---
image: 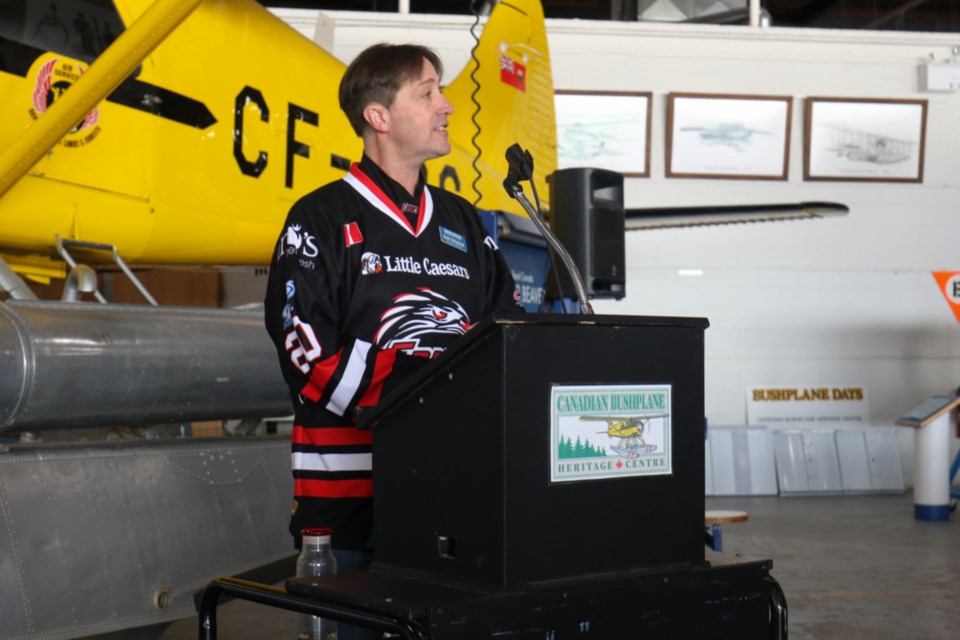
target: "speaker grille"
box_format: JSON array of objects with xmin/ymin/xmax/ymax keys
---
[{"xmin": 547, "ymin": 168, "xmax": 625, "ymax": 299}]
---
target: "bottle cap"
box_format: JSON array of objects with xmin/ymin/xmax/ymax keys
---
[{"xmin": 301, "ymin": 527, "xmax": 332, "ymax": 544}]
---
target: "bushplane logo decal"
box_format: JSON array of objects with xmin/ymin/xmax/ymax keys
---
[{"xmin": 550, "ymin": 385, "xmax": 673, "ymax": 483}]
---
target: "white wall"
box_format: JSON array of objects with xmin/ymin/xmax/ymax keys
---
[
  {"xmin": 545, "ymin": 20, "xmax": 960, "ymax": 484},
  {"xmin": 274, "ymin": 9, "xmax": 960, "ymax": 484}
]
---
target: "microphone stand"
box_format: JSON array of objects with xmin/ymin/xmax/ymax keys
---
[{"xmin": 502, "ymin": 147, "xmax": 594, "ymax": 315}]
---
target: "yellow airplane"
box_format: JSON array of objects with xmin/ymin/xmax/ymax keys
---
[
  {"xmin": 0, "ymin": 0, "xmax": 556, "ymax": 285},
  {"xmin": 580, "ymin": 414, "xmax": 669, "ymax": 457}
]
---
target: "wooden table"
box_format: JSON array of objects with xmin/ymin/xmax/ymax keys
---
[{"xmin": 705, "ymin": 510, "xmax": 749, "ymax": 551}]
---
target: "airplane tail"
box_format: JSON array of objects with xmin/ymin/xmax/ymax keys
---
[{"xmin": 430, "ymin": 0, "xmax": 557, "ymax": 216}]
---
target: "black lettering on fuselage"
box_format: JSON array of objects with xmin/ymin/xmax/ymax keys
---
[
  {"xmin": 286, "ymin": 102, "xmax": 318, "ymax": 189},
  {"xmin": 233, "ymin": 86, "xmax": 317, "ymax": 188},
  {"xmin": 233, "ymin": 86, "xmax": 268, "ymax": 177},
  {"xmin": 439, "ymin": 164, "xmax": 460, "ymax": 193}
]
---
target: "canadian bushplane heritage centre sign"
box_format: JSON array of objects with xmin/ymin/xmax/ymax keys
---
[{"xmin": 550, "ymin": 384, "xmax": 673, "ymax": 483}]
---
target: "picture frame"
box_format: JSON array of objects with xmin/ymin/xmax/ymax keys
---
[
  {"xmin": 554, "ymin": 90, "xmax": 652, "ymax": 177},
  {"xmin": 804, "ymin": 97, "xmax": 927, "ymax": 182},
  {"xmin": 666, "ymin": 93, "xmax": 792, "ymax": 180}
]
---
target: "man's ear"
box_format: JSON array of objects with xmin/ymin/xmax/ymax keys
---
[{"xmin": 363, "ymin": 103, "xmax": 390, "ymax": 134}]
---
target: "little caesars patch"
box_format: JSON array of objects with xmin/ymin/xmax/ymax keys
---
[{"xmin": 550, "ymin": 384, "xmax": 672, "ymax": 483}]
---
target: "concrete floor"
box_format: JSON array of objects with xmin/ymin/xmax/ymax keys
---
[{"xmin": 160, "ymin": 491, "xmax": 960, "ymax": 639}]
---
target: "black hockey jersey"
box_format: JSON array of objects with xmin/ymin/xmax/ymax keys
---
[{"xmin": 264, "ymin": 160, "xmax": 522, "ymax": 548}]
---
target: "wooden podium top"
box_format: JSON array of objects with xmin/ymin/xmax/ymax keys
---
[
  {"xmin": 894, "ymin": 394, "xmax": 960, "ymax": 428},
  {"xmin": 705, "ymin": 510, "xmax": 749, "ymax": 525}
]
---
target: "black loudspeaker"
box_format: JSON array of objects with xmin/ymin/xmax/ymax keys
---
[{"xmin": 546, "ymin": 167, "xmax": 625, "ymax": 300}]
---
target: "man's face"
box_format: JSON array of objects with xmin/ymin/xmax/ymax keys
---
[{"xmin": 386, "ymin": 57, "xmax": 454, "ymax": 164}]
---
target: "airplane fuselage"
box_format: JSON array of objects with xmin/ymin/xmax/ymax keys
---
[{"xmin": 0, "ymin": 0, "xmax": 555, "ymax": 279}]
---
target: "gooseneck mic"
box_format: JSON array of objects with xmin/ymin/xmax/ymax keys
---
[
  {"xmin": 505, "ymin": 144, "xmax": 534, "ymax": 182},
  {"xmin": 502, "ymin": 144, "xmax": 594, "ymax": 314}
]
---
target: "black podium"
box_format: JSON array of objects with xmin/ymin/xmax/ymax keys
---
[
  {"xmin": 366, "ymin": 313, "xmax": 707, "ymax": 588},
  {"xmin": 199, "ymin": 314, "xmax": 785, "ymax": 639}
]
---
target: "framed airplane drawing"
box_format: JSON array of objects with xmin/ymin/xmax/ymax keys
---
[
  {"xmin": 555, "ymin": 90, "xmax": 651, "ymax": 177},
  {"xmin": 666, "ymin": 93, "xmax": 792, "ymax": 180},
  {"xmin": 804, "ymin": 98, "xmax": 927, "ymax": 182}
]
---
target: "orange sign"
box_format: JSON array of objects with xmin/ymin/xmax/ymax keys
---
[{"xmin": 932, "ymin": 272, "xmax": 960, "ymax": 322}]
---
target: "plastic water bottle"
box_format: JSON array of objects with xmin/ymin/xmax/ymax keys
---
[{"xmin": 297, "ymin": 527, "xmax": 338, "ymax": 640}]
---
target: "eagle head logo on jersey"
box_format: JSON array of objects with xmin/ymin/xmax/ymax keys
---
[
  {"xmin": 374, "ymin": 288, "xmax": 471, "ymax": 358},
  {"xmin": 360, "ymin": 252, "xmax": 383, "ymax": 275}
]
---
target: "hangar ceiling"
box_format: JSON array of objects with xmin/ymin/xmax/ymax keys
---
[{"xmin": 257, "ymin": 0, "xmax": 960, "ymax": 33}]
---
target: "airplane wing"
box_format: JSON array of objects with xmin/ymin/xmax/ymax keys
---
[{"xmin": 625, "ymin": 201, "xmax": 848, "ymax": 231}]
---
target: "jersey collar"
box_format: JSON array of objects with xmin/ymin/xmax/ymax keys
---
[{"xmin": 344, "ymin": 164, "xmax": 433, "ymax": 237}]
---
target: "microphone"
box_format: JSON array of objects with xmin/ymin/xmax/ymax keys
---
[
  {"xmin": 501, "ymin": 144, "xmax": 594, "ymax": 315},
  {"xmin": 505, "ymin": 144, "xmax": 534, "ymax": 182}
]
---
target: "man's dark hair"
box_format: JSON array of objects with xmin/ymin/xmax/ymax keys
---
[{"xmin": 339, "ymin": 43, "xmax": 444, "ymax": 137}]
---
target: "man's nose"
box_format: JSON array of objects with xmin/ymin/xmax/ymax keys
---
[{"xmin": 440, "ymin": 94, "xmax": 453, "ymax": 115}]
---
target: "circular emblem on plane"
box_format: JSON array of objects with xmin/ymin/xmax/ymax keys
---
[{"xmin": 28, "ymin": 55, "xmax": 102, "ymax": 147}]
